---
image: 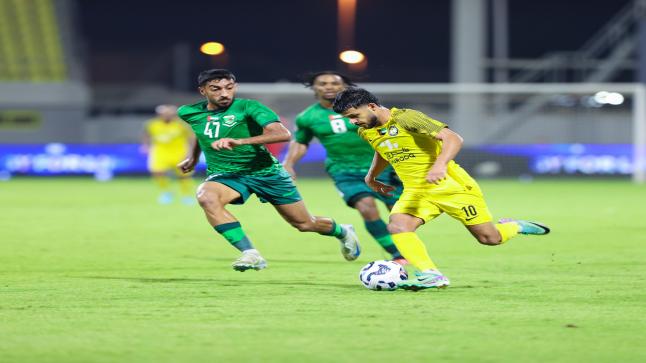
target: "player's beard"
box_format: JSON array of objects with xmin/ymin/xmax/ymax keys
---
[
  {"xmin": 366, "ymin": 114, "xmax": 379, "ymax": 128},
  {"xmin": 213, "ymin": 97, "xmax": 233, "ymax": 108}
]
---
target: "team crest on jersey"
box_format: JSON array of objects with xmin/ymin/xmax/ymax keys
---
[
  {"xmin": 388, "ymin": 126, "xmax": 399, "ymax": 136},
  {"xmin": 222, "ymin": 115, "xmax": 237, "ymax": 126}
]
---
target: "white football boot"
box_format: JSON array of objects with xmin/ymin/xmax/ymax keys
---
[
  {"xmin": 232, "ymin": 249, "xmax": 267, "ymax": 272},
  {"xmin": 339, "ymin": 224, "xmax": 361, "ymax": 261}
]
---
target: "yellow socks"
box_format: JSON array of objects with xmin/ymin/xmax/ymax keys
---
[
  {"xmin": 153, "ymin": 175, "xmax": 170, "ymax": 190},
  {"xmin": 495, "ymin": 222, "xmax": 519, "ymax": 243},
  {"xmin": 179, "ymin": 176, "xmax": 193, "ymax": 196},
  {"xmin": 391, "ymin": 232, "xmax": 438, "ymax": 271}
]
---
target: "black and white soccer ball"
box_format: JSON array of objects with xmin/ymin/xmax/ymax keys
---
[{"xmin": 359, "ymin": 260, "xmax": 408, "ymax": 291}]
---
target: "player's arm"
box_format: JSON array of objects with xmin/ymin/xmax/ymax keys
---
[
  {"xmin": 175, "ymin": 106, "xmax": 201, "ymax": 173},
  {"xmin": 182, "ymin": 121, "xmax": 196, "ymax": 158},
  {"xmin": 396, "ymin": 109, "xmax": 462, "ymax": 184},
  {"xmin": 212, "ymin": 100, "xmax": 291, "ymax": 150},
  {"xmin": 427, "ymin": 127, "xmax": 464, "ymax": 184},
  {"xmin": 211, "ymin": 122, "xmax": 291, "ymax": 150},
  {"xmin": 364, "ymin": 152, "xmax": 396, "ymax": 196},
  {"xmin": 282, "ymin": 141, "xmax": 308, "ymax": 179},
  {"xmin": 178, "ymin": 137, "xmax": 202, "ymax": 173},
  {"xmin": 282, "ymin": 117, "xmax": 313, "ymax": 178},
  {"xmin": 140, "ymin": 122, "xmax": 151, "ymax": 154}
]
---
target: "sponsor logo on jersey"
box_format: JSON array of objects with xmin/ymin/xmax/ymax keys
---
[
  {"xmin": 378, "ymin": 128, "xmax": 387, "ymax": 135},
  {"xmin": 384, "ymin": 147, "xmax": 415, "ymax": 164},
  {"xmin": 388, "ymin": 126, "xmax": 399, "ymax": 136}
]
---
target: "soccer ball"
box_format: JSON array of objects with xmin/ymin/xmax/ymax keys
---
[{"xmin": 359, "ymin": 260, "xmax": 408, "ymax": 291}]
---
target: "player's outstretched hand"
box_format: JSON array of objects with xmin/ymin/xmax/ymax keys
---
[
  {"xmin": 211, "ymin": 138, "xmax": 242, "ymax": 151},
  {"xmin": 426, "ymin": 164, "xmax": 447, "ymax": 184},
  {"xmin": 177, "ymin": 158, "xmax": 197, "ymax": 173},
  {"xmin": 365, "ymin": 178, "xmax": 395, "ymax": 197}
]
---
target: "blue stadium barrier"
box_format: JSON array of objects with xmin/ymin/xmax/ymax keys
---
[{"xmin": 0, "ymin": 143, "xmax": 634, "ymax": 178}]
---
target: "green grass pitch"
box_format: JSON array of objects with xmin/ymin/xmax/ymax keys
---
[{"xmin": 1, "ymin": 177, "xmax": 645, "ymax": 362}]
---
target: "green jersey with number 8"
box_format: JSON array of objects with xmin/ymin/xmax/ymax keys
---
[
  {"xmin": 178, "ymin": 98, "xmax": 281, "ymax": 176},
  {"xmin": 294, "ymin": 103, "xmax": 374, "ymax": 175}
]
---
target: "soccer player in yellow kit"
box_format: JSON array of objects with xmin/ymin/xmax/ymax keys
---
[
  {"xmin": 333, "ymin": 88, "xmax": 550, "ymax": 290},
  {"xmin": 142, "ymin": 104, "xmax": 194, "ymax": 204}
]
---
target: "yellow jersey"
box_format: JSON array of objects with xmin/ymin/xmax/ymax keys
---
[
  {"xmin": 145, "ymin": 117, "xmax": 191, "ymax": 154},
  {"xmin": 358, "ymin": 108, "xmax": 472, "ymax": 189}
]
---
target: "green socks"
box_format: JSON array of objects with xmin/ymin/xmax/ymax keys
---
[
  {"xmin": 214, "ymin": 222, "xmax": 254, "ymax": 252},
  {"xmin": 365, "ymin": 219, "xmax": 402, "ymax": 258}
]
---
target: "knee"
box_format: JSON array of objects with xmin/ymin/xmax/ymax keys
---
[
  {"xmin": 387, "ymin": 223, "xmax": 409, "ymax": 234},
  {"xmin": 475, "ymin": 233, "xmax": 501, "ymax": 246},
  {"xmin": 354, "ymin": 199, "xmax": 379, "ymax": 220},
  {"xmin": 196, "ymin": 190, "xmax": 221, "ymax": 210}
]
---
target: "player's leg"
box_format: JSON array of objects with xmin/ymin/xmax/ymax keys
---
[
  {"xmin": 387, "ymin": 213, "xmax": 434, "ymax": 271},
  {"xmin": 178, "ymin": 175, "xmax": 195, "ymax": 205},
  {"xmin": 352, "ymin": 196, "xmax": 402, "ymax": 259},
  {"xmin": 387, "ymin": 213, "xmax": 450, "ymax": 290},
  {"xmin": 170, "ymin": 152, "xmax": 195, "ymax": 205},
  {"xmin": 440, "ymin": 168, "xmax": 550, "ymax": 244},
  {"xmin": 374, "ymin": 168, "xmax": 406, "ymax": 261},
  {"xmin": 247, "ymin": 167, "xmax": 361, "ymax": 261},
  {"xmin": 440, "ymin": 194, "xmax": 549, "ymax": 245},
  {"xmin": 335, "ymin": 172, "xmax": 403, "ymax": 260},
  {"xmin": 148, "ymin": 152, "xmax": 173, "ymax": 204},
  {"xmin": 438, "ymin": 193, "xmax": 516, "ymax": 245},
  {"xmin": 196, "ymin": 181, "xmax": 240, "ymax": 225},
  {"xmin": 151, "ymin": 171, "xmax": 173, "ymax": 204},
  {"xmin": 465, "ymin": 222, "xmax": 507, "ymax": 245},
  {"xmin": 173, "ymin": 166, "xmax": 195, "ymax": 205},
  {"xmin": 196, "ymin": 180, "xmax": 266, "ymax": 271},
  {"xmin": 388, "ymin": 189, "xmax": 450, "ymax": 289},
  {"xmin": 272, "ymin": 201, "xmax": 361, "ymax": 261},
  {"xmin": 465, "ymin": 219, "xmax": 549, "ymax": 245}
]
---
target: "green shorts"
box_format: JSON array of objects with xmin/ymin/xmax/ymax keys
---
[
  {"xmin": 331, "ymin": 169, "xmax": 403, "ymax": 207},
  {"xmin": 205, "ymin": 167, "xmax": 302, "ymax": 205}
]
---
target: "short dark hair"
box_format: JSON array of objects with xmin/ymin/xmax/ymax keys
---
[
  {"xmin": 302, "ymin": 70, "xmax": 356, "ymax": 88},
  {"xmin": 198, "ymin": 69, "xmax": 236, "ymax": 86},
  {"xmin": 332, "ymin": 88, "xmax": 380, "ymax": 113}
]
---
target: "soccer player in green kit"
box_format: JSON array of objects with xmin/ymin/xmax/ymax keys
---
[
  {"xmin": 283, "ymin": 71, "xmax": 405, "ymax": 262},
  {"xmin": 177, "ymin": 69, "xmax": 361, "ymax": 271}
]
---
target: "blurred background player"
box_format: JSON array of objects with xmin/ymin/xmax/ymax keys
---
[
  {"xmin": 142, "ymin": 104, "xmax": 195, "ymax": 205},
  {"xmin": 282, "ymin": 71, "xmax": 405, "ymax": 263},
  {"xmin": 333, "ymin": 88, "xmax": 550, "ymax": 291},
  {"xmin": 176, "ymin": 69, "xmax": 360, "ymax": 272}
]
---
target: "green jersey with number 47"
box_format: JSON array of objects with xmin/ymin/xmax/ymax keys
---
[
  {"xmin": 294, "ymin": 103, "xmax": 374, "ymax": 175},
  {"xmin": 178, "ymin": 98, "xmax": 281, "ymax": 176}
]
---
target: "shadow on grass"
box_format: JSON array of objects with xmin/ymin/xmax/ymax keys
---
[
  {"xmin": 79, "ymin": 275, "xmax": 358, "ymax": 289},
  {"xmin": 182, "ymin": 255, "xmax": 347, "ymax": 265},
  {"xmin": 77, "ymin": 276, "xmax": 483, "ymax": 291}
]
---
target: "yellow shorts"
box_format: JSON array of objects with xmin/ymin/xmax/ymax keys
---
[
  {"xmin": 148, "ymin": 150, "xmax": 188, "ymax": 174},
  {"xmin": 391, "ymin": 177, "xmax": 493, "ymax": 226}
]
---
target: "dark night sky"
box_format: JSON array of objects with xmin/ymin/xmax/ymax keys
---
[{"xmin": 77, "ymin": 0, "xmax": 632, "ymax": 84}]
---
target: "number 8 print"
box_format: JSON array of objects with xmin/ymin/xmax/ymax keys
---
[{"xmin": 330, "ymin": 119, "xmax": 347, "ymax": 133}]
